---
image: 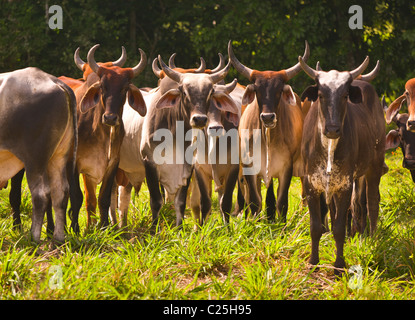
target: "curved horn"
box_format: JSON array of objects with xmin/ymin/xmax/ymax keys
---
[
  {"xmin": 316, "ymin": 61, "xmax": 322, "ymax": 71},
  {"xmin": 74, "ymin": 47, "xmax": 86, "ymax": 71},
  {"xmin": 284, "ymin": 40, "xmax": 310, "ymax": 80},
  {"xmin": 112, "ymin": 46, "xmax": 127, "ymax": 67},
  {"xmin": 131, "ymin": 48, "xmax": 147, "ymax": 77},
  {"xmin": 209, "ymin": 58, "xmax": 232, "ymax": 84},
  {"xmin": 298, "ymin": 55, "xmax": 319, "ymax": 79},
  {"xmin": 168, "ymin": 53, "xmax": 177, "ymax": 68},
  {"xmin": 210, "ymin": 53, "xmax": 225, "ymax": 73},
  {"xmin": 195, "ymin": 57, "xmax": 206, "ymax": 73},
  {"xmin": 228, "ymin": 40, "xmax": 253, "ymax": 79},
  {"xmin": 350, "ymin": 56, "xmax": 369, "ymax": 79},
  {"xmin": 215, "ymin": 78, "xmax": 238, "ymax": 94},
  {"xmin": 87, "ymin": 44, "xmax": 101, "ymax": 74},
  {"xmin": 158, "ymin": 55, "xmax": 182, "ymax": 83},
  {"xmin": 358, "ymin": 60, "xmax": 380, "ymax": 82},
  {"xmin": 152, "ymin": 58, "xmax": 162, "ymax": 78}
]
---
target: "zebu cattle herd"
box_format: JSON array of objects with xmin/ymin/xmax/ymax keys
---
[{"xmin": 0, "ymin": 40, "xmax": 413, "ymax": 272}]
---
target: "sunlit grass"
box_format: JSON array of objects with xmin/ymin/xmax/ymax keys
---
[{"xmin": 1, "ymin": 149, "xmax": 415, "ymax": 299}]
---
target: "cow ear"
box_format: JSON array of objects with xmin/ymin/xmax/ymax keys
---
[
  {"xmin": 212, "ymin": 92, "xmax": 240, "ymax": 126},
  {"xmin": 80, "ymin": 82, "xmax": 101, "ymax": 113},
  {"xmin": 282, "ymin": 84, "xmax": 296, "ymax": 106},
  {"xmin": 128, "ymin": 84, "xmax": 147, "ymax": 116},
  {"xmin": 349, "ymin": 85, "xmax": 362, "ymax": 104},
  {"xmin": 155, "ymin": 88, "xmax": 181, "ymax": 109},
  {"xmin": 385, "ymin": 129, "xmax": 400, "ymax": 150},
  {"xmin": 301, "ymin": 85, "xmax": 318, "ymax": 102},
  {"xmin": 242, "ymin": 84, "xmax": 256, "ymax": 105},
  {"xmin": 385, "ymin": 94, "xmax": 406, "ymax": 124}
]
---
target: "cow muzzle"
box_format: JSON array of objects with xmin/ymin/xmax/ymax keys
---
[
  {"xmin": 190, "ymin": 115, "xmax": 208, "ymax": 129},
  {"xmin": 324, "ymin": 124, "xmax": 341, "ymax": 139},
  {"xmin": 102, "ymin": 113, "xmax": 120, "ymax": 126},
  {"xmin": 260, "ymin": 113, "xmax": 276, "ymax": 128}
]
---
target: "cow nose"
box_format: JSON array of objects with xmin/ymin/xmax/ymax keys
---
[
  {"xmin": 102, "ymin": 113, "xmax": 119, "ymax": 126},
  {"xmin": 407, "ymin": 121, "xmax": 415, "ymax": 132},
  {"xmin": 324, "ymin": 125, "xmax": 341, "ymax": 139},
  {"xmin": 260, "ymin": 113, "xmax": 276, "ymax": 127},
  {"xmin": 208, "ymin": 125, "xmax": 225, "ymax": 136},
  {"xmin": 191, "ymin": 115, "xmax": 208, "ymax": 128}
]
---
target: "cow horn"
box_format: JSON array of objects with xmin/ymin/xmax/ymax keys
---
[
  {"xmin": 87, "ymin": 44, "xmax": 101, "ymax": 74},
  {"xmin": 152, "ymin": 58, "xmax": 162, "ymax": 78},
  {"xmin": 209, "ymin": 58, "xmax": 231, "ymax": 84},
  {"xmin": 112, "ymin": 46, "xmax": 127, "ymax": 67},
  {"xmin": 168, "ymin": 53, "xmax": 177, "ymax": 68},
  {"xmin": 284, "ymin": 40, "xmax": 310, "ymax": 80},
  {"xmin": 358, "ymin": 60, "xmax": 380, "ymax": 82},
  {"xmin": 350, "ymin": 56, "xmax": 369, "ymax": 80},
  {"xmin": 158, "ymin": 55, "xmax": 182, "ymax": 83},
  {"xmin": 316, "ymin": 61, "xmax": 322, "ymax": 71},
  {"xmin": 228, "ymin": 40, "xmax": 253, "ymax": 80},
  {"xmin": 298, "ymin": 55, "xmax": 319, "ymax": 79},
  {"xmin": 215, "ymin": 78, "xmax": 238, "ymax": 93},
  {"xmin": 74, "ymin": 47, "xmax": 86, "ymax": 71},
  {"xmin": 195, "ymin": 57, "xmax": 206, "ymax": 73},
  {"xmin": 210, "ymin": 53, "xmax": 225, "ymax": 73},
  {"xmin": 131, "ymin": 49, "xmax": 147, "ymax": 77}
]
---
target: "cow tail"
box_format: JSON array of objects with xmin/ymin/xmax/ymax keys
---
[{"xmin": 54, "ymin": 78, "xmax": 78, "ymax": 176}]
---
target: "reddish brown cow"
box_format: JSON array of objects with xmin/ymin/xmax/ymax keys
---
[
  {"xmin": 385, "ymin": 78, "xmax": 415, "ymax": 132},
  {"xmin": 67, "ymin": 44, "xmax": 147, "ymax": 232}
]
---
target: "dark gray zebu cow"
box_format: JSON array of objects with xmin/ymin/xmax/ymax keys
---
[
  {"xmin": 299, "ymin": 56, "xmax": 385, "ymax": 273},
  {"xmin": 0, "ymin": 67, "xmax": 77, "ymax": 243}
]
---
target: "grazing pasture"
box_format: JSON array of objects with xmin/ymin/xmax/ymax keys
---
[{"xmin": 1, "ymin": 149, "xmax": 414, "ymax": 300}]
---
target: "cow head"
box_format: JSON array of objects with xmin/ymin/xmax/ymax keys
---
[
  {"xmin": 384, "ymin": 98, "xmax": 415, "ymax": 169},
  {"xmin": 228, "ymin": 40, "xmax": 309, "ymax": 129},
  {"xmin": 299, "ymin": 56, "xmax": 371, "ymax": 139},
  {"xmin": 385, "ymin": 78, "xmax": 415, "ymax": 132},
  {"xmin": 75, "ymin": 44, "xmax": 147, "ymax": 126},
  {"xmin": 153, "ymin": 55, "xmax": 235, "ymax": 129}
]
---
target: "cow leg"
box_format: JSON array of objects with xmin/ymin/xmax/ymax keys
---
[
  {"xmin": 194, "ymin": 169, "xmax": 212, "ymax": 227},
  {"xmin": 68, "ymin": 167, "xmax": 83, "ymax": 234},
  {"xmin": 25, "ymin": 170, "xmax": 50, "ymax": 243},
  {"xmin": 265, "ymin": 178, "xmax": 276, "ymax": 222},
  {"xmin": 144, "ymin": 160, "xmax": 163, "ymax": 227},
  {"xmin": 98, "ymin": 164, "xmax": 118, "ymax": 229},
  {"xmin": 83, "ymin": 175, "xmax": 98, "ymax": 229},
  {"xmin": 45, "ymin": 198, "xmax": 54, "ymax": 238},
  {"xmin": 109, "ymin": 177, "xmax": 118, "ymax": 227},
  {"xmin": 118, "ymin": 182, "xmax": 132, "ymax": 229},
  {"xmin": 189, "ymin": 176, "xmax": 201, "ymax": 226},
  {"xmin": 305, "ymin": 178, "xmax": 323, "ymax": 267},
  {"xmin": 332, "ymin": 189, "xmax": 352, "ymax": 273},
  {"xmin": 410, "ymin": 170, "xmax": 415, "ymax": 183},
  {"xmin": 320, "ymin": 194, "xmax": 329, "ymax": 233},
  {"xmin": 220, "ymin": 164, "xmax": 239, "ymax": 223},
  {"xmin": 48, "ymin": 156, "xmax": 71, "ymax": 245},
  {"xmin": 365, "ymin": 169, "xmax": 382, "ymax": 236},
  {"xmin": 10, "ymin": 169, "xmax": 24, "ymax": 230},
  {"xmin": 244, "ymin": 174, "xmax": 261, "ymax": 217},
  {"xmin": 276, "ymin": 167, "xmax": 293, "ymax": 224},
  {"xmin": 174, "ymin": 177, "xmax": 192, "ymax": 228}
]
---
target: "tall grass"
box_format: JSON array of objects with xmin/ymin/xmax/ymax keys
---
[{"xmin": 1, "ymin": 149, "xmax": 415, "ymax": 299}]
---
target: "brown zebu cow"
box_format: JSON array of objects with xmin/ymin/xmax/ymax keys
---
[
  {"xmin": 228, "ymin": 40, "xmax": 309, "ymax": 223},
  {"xmin": 385, "ymin": 78, "xmax": 415, "ymax": 132},
  {"xmin": 0, "ymin": 67, "xmax": 77, "ymax": 243},
  {"xmin": 68, "ymin": 44, "xmax": 147, "ymax": 232},
  {"xmin": 299, "ymin": 56, "xmax": 385, "ymax": 273}
]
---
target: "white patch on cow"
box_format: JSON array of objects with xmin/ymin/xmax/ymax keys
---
[
  {"xmin": 318, "ymin": 71, "xmax": 351, "ymax": 92},
  {"xmin": 264, "ymin": 127, "xmax": 271, "ymax": 187}
]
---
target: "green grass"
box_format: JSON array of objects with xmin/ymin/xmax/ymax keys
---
[{"xmin": 1, "ymin": 149, "xmax": 415, "ymax": 299}]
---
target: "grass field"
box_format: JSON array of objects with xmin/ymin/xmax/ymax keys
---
[{"xmin": 1, "ymin": 149, "xmax": 415, "ymax": 300}]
